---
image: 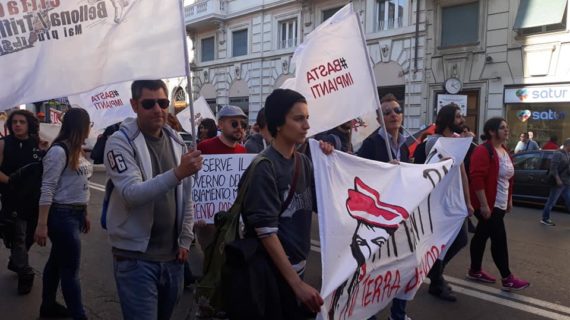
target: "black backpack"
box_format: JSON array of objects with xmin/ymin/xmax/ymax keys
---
[{"xmin": 91, "ymin": 123, "xmax": 120, "ymax": 164}]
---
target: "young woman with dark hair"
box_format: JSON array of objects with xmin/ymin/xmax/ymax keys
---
[
  {"xmin": 35, "ymin": 108, "xmax": 93, "ymax": 319},
  {"xmin": 198, "ymin": 118, "xmax": 218, "ymax": 142},
  {"xmin": 240, "ymin": 89, "xmax": 332, "ymax": 319},
  {"xmin": 467, "ymin": 117, "xmax": 530, "ymax": 291}
]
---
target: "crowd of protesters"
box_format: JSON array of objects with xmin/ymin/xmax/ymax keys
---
[{"xmin": 3, "ymin": 80, "xmax": 570, "ymax": 320}]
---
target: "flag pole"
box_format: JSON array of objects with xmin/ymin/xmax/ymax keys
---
[
  {"xmin": 177, "ymin": 0, "xmax": 197, "ymax": 149},
  {"xmin": 353, "ymin": 4, "xmax": 393, "ymax": 161}
]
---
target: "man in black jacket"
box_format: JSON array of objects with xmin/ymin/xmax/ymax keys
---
[
  {"xmin": 0, "ymin": 110, "xmax": 47, "ymax": 295},
  {"xmin": 356, "ymin": 93, "xmax": 411, "ymax": 320}
]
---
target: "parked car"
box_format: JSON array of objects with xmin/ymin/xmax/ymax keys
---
[{"xmin": 512, "ymin": 150, "xmax": 566, "ymax": 209}]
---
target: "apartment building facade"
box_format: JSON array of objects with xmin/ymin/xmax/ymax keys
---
[
  {"xmin": 424, "ymin": 0, "xmax": 570, "ymax": 149},
  {"xmin": 184, "ymin": 0, "xmax": 428, "ymax": 130}
]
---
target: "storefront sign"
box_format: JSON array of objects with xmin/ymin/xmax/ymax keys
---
[
  {"xmin": 505, "ymin": 85, "xmax": 570, "ymax": 103},
  {"xmin": 437, "ymin": 94, "xmax": 468, "ymax": 116}
]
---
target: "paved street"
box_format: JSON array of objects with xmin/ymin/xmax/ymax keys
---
[{"xmin": 1, "ymin": 170, "xmax": 570, "ymax": 319}]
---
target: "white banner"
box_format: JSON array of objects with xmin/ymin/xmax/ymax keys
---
[
  {"xmin": 283, "ymin": 4, "xmax": 378, "ymax": 137},
  {"xmin": 67, "ymin": 81, "xmax": 135, "ymax": 134},
  {"xmin": 310, "ymin": 137, "xmax": 471, "ymax": 320},
  {"xmin": 0, "ymin": 0, "xmax": 186, "ymax": 108},
  {"xmin": 177, "ymin": 96, "xmax": 216, "ymax": 134},
  {"xmin": 192, "ymin": 154, "xmax": 255, "ymax": 224}
]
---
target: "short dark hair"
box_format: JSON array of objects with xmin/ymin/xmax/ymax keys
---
[
  {"xmin": 549, "ymin": 135, "xmax": 558, "ymax": 143},
  {"xmin": 6, "ymin": 110, "xmax": 39, "ymax": 142},
  {"xmin": 256, "ymin": 107, "xmax": 267, "ymax": 130},
  {"xmin": 265, "ymin": 89, "xmax": 306, "ymax": 137},
  {"xmin": 131, "ymin": 80, "xmax": 168, "ymax": 100},
  {"xmin": 380, "ymin": 93, "xmax": 398, "ymax": 104},
  {"xmin": 435, "ymin": 103, "xmax": 460, "ymax": 134},
  {"xmin": 480, "ymin": 117, "xmax": 506, "ymax": 141}
]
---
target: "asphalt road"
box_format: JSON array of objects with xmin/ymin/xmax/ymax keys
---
[{"xmin": 1, "ymin": 170, "xmax": 569, "ymax": 320}]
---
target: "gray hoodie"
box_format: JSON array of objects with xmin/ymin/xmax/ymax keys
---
[{"xmin": 103, "ymin": 118, "xmax": 194, "ymax": 253}]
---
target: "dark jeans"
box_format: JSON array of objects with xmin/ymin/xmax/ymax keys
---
[
  {"xmin": 10, "ymin": 208, "xmax": 38, "ymax": 275},
  {"xmin": 428, "ymin": 219, "xmax": 468, "ymax": 288},
  {"xmin": 42, "ymin": 205, "xmax": 86, "ymax": 319},
  {"xmin": 469, "ymin": 208, "xmax": 511, "ymax": 278}
]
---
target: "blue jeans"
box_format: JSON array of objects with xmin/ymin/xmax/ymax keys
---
[
  {"xmin": 542, "ymin": 185, "xmax": 570, "ymax": 221},
  {"xmin": 390, "ymin": 298, "xmax": 408, "ymax": 320},
  {"xmin": 113, "ymin": 258, "xmax": 184, "ymax": 320},
  {"xmin": 42, "ymin": 205, "xmax": 86, "ymax": 319}
]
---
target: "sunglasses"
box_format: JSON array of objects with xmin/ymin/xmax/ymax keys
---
[
  {"xmin": 230, "ymin": 120, "xmax": 248, "ymax": 129},
  {"xmin": 140, "ymin": 99, "xmax": 170, "ymax": 110},
  {"xmin": 382, "ymin": 107, "xmax": 403, "ymax": 116}
]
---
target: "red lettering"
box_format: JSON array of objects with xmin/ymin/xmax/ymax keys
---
[
  {"xmin": 333, "ymin": 58, "xmax": 342, "ymax": 71},
  {"xmin": 318, "ymin": 64, "xmax": 327, "ymax": 77}
]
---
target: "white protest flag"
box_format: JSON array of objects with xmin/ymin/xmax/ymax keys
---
[
  {"xmin": 178, "ymin": 96, "xmax": 215, "ymax": 134},
  {"xmin": 193, "ymin": 154, "xmax": 256, "ymax": 224},
  {"xmin": 0, "ymin": 0, "xmax": 186, "ymax": 109},
  {"xmin": 283, "ymin": 4, "xmax": 378, "ymax": 136},
  {"xmin": 67, "ymin": 81, "xmax": 135, "ymax": 134},
  {"xmin": 310, "ymin": 137, "xmax": 470, "ymax": 320}
]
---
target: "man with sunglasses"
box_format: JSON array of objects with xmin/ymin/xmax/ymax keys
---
[
  {"xmin": 356, "ymin": 93, "xmax": 412, "ymax": 320},
  {"xmin": 104, "ymin": 80, "xmax": 203, "ymax": 320},
  {"xmin": 195, "ymin": 105, "xmax": 248, "ymax": 251},
  {"xmin": 197, "ymin": 105, "xmax": 248, "ymax": 154}
]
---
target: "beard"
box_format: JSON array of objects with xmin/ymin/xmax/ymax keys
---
[
  {"xmin": 223, "ymin": 131, "xmax": 242, "ymax": 142},
  {"xmin": 451, "ymin": 123, "xmax": 464, "ymax": 134}
]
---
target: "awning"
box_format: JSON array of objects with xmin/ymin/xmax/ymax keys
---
[{"xmin": 514, "ymin": 0, "xmax": 568, "ymax": 29}]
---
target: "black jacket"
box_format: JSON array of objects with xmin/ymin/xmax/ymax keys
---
[{"xmin": 357, "ymin": 131, "xmax": 410, "ymax": 163}]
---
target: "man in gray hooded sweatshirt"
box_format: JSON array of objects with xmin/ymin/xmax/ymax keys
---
[{"xmin": 104, "ymin": 80, "xmax": 203, "ymax": 320}]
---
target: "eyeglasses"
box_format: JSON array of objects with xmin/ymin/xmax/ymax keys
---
[
  {"xmin": 140, "ymin": 99, "xmax": 170, "ymax": 110},
  {"xmin": 382, "ymin": 107, "xmax": 403, "ymax": 116},
  {"xmin": 231, "ymin": 120, "xmax": 248, "ymax": 129}
]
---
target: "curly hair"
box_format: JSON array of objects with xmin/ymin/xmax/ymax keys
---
[{"xmin": 6, "ymin": 110, "xmax": 40, "ymax": 143}]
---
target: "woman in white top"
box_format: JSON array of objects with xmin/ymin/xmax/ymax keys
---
[
  {"xmin": 466, "ymin": 117, "xmax": 530, "ymax": 292},
  {"xmin": 35, "ymin": 108, "xmax": 93, "ymax": 320}
]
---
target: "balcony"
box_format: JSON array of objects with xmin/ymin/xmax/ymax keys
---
[{"xmin": 184, "ymin": 0, "xmax": 225, "ymax": 27}]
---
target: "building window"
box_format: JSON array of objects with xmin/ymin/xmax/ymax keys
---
[
  {"xmin": 322, "ymin": 6, "xmax": 343, "ymax": 21},
  {"xmin": 229, "ymin": 96, "xmax": 249, "ymax": 116},
  {"xmin": 514, "ymin": 0, "xmax": 567, "ymax": 36},
  {"xmin": 201, "ymin": 37, "xmax": 215, "ymax": 62},
  {"xmin": 441, "ymin": 2, "xmax": 479, "ymax": 48},
  {"xmin": 376, "ymin": 0, "xmax": 406, "ymax": 31},
  {"xmin": 279, "ymin": 19, "xmax": 297, "ymax": 49},
  {"xmin": 232, "ymin": 29, "xmax": 248, "ymax": 57}
]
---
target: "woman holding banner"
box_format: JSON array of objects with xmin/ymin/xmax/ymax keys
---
[
  {"xmin": 236, "ymin": 89, "xmax": 332, "ymax": 319},
  {"xmin": 35, "ymin": 108, "xmax": 93, "ymax": 319},
  {"xmin": 467, "ymin": 117, "xmax": 530, "ymax": 291}
]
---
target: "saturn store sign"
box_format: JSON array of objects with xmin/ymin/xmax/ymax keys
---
[
  {"xmin": 504, "ymin": 84, "xmax": 570, "ymax": 151},
  {"xmin": 505, "ymin": 85, "xmax": 570, "ymax": 103}
]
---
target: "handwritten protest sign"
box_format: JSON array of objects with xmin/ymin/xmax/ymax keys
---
[{"xmin": 192, "ymin": 154, "xmax": 256, "ymax": 223}]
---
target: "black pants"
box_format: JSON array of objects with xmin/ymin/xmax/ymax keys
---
[
  {"xmin": 428, "ymin": 219, "xmax": 468, "ymax": 288},
  {"xmin": 469, "ymin": 208, "xmax": 511, "ymax": 278}
]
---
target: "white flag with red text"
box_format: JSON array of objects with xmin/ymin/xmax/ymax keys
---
[
  {"xmin": 283, "ymin": 4, "xmax": 378, "ymax": 136},
  {"xmin": 0, "ymin": 0, "xmax": 186, "ymax": 109},
  {"xmin": 310, "ymin": 138, "xmax": 471, "ymax": 320},
  {"xmin": 67, "ymin": 81, "xmax": 135, "ymax": 134}
]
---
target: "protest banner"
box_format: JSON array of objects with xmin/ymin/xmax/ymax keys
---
[
  {"xmin": 282, "ymin": 4, "xmax": 378, "ymax": 137},
  {"xmin": 310, "ymin": 137, "xmax": 471, "ymax": 320},
  {"xmin": 192, "ymin": 154, "xmax": 256, "ymax": 223},
  {"xmin": 67, "ymin": 81, "xmax": 135, "ymax": 134},
  {"xmin": 0, "ymin": 0, "xmax": 186, "ymax": 109},
  {"xmin": 177, "ymin": 96, "xmax": 215, "ymax": 134}
]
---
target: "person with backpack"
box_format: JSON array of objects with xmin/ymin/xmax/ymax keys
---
[
  {"xmin": 103, "ymin": 80, "xmax": 202, "ymax": 320},
  {"xmin": 541, "ymin": 138, "xmax": 570, "ymax": 226},
  {"xmin": 467, "ymin": 117, "xmax": 530, "ymax": 291},
  {"xmin": 0, "ymin": 110, "xmax": 47, "ymax": 295},
  {"xmin": 34, "ymin": 108, "xmax": 93, "ymax": 319},
  {"xmin": 423, "ymin": 104, "xmax": 474, "ymax": 302},
  {"xmin": 236, "ymin": 89, "xmax": 331, "ymax": 319},
  {"xmin": 90, "ymin": 122, "xmax": 121, "ymax": 165}
]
